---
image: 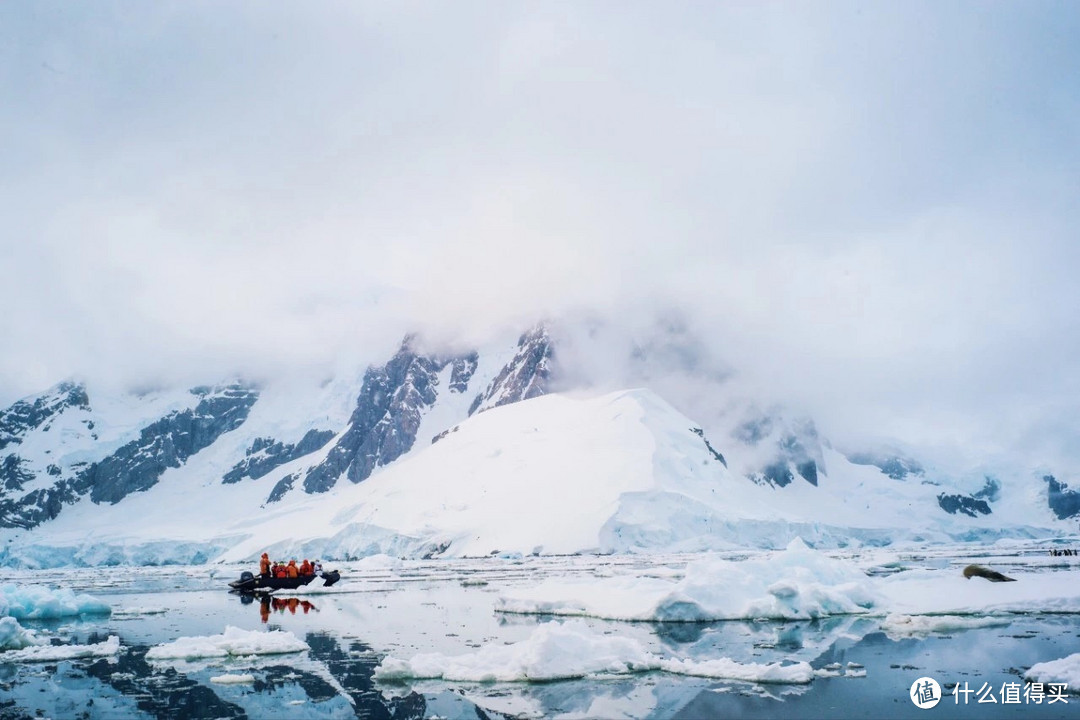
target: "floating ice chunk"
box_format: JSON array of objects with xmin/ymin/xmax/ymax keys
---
[
  {"xmin": 0, "ymin": 583, "xmax": 111, "ymax": 620},
  {"xmin": 375, "ymin": 620, "xmax": 657, "ymax": 682},
  {"xmin": 1026, "ymin": 653, "xmax": 1080, "ymax": 690},
  {"xmin": 845, "ymin": 662, "xmax": 866, "ymax": 678},
  {"xmin": 210, "ymin": 673, "xmax": 256, "ymax": 684},
  {"xmin": 881, "ymin": 613, "xmax": 1011, "ymax": 639},
  {"xmin": 1, "ymin": 635, "xmax": 120, "ymax": 662},
  {"xmin": 498, "ymin": 538, "xmax": 878, "ymax": 622},
  {"xmin": 878, "ymin": 568, "xmax": 1080, "ymax": 616},
  {"xmin": 375, "ymin": 620, "xmax": 814, "ymax": 685},
  {"xmin": 0, "ymin": 617, "xmax": 37, "ymax": 650},
  {"xmin": 145, "ymin": 626, "xmax": 308, "ymax": 660},
  {"xmin": 659, "ymin": 656, "xmax": 814, "ymax": 684}
]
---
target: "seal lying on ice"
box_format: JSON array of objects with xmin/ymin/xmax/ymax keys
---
[{"xmin": 962, "ymin": 564, "xmax": 1016, "ymax": 582}]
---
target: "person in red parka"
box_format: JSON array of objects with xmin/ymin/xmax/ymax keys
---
[
  {"xmin": 259, "ymin": 553, "xmax": 271, "ymax": 577},
  {"xmin": 299, "ymin": 559, "xmax": 312, "ymax": 576},
  {"xmin": 286, "ymin": 560, "xmax": 299, "ymax": 578}
]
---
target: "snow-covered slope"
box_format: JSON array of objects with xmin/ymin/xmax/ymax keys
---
[
  {"xmin": 2, "ymin": 387, "xmax": 1066, "ymax": 567},
  {"xmin": 0, "ymin": 321, "xmax": 1075, "ymax": 567}
]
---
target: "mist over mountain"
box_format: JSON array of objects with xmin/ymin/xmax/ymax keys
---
[{"xmin": 0, "ymin": 315, "xmax": 1075, "ymax": 567}]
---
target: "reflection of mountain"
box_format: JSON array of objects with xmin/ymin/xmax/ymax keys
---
[
  {"xmin": 83, "ymin": 643, "xmax": 248, "ymax": 719},
  {"xmin": 69, "ymin": 631, "xmax": 510, "ymax": 720}
]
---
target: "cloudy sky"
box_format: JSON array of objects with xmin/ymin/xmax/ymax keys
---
[{"xmin": 1, "ymin": 2, "xmax": 1078, "ymax": 469}]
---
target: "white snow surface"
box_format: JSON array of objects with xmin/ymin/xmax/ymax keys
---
[
  {"xmin": 1025, "ymin": 653, "xmax": 1080, "ymax": 691},
  {"xmin": 497, "ymin": 541, "xmax": 1080, "ymax": 622},
  {"xmin": 145, "ymin": 626, "xmax": 309, "ymax": 660},
  {"xmin": 2, "ymin": 376, "xmax": 1070, "ymax": 567},
  {"xmin": 375, "ymin": 619, "xmax": 813, "ymax": 684},
  {"xmin": 0, "ymin": 583, "xmax": 111, "ymax": 620},
  {"xmin": 879, "ymin": 614, "xmax": 1012, "ymax": 638},
  {"xmin": 0, "ymin": 634, "xmax": 120, "ymax": 663},
  {"xmin": 210, "ymin": 673, "xmax": 257, "ymax": 685},
  {"xmin": 498, "ymin": 538, "xmax": 878, "ymax": 621}
]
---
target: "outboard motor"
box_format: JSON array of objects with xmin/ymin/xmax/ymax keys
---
[{"xmin": 239, "ymin": 571, "xmax": 254, "ymax": 583}]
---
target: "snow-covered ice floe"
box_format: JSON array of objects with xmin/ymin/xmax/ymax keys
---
[
  {"xmin": 0, "ymin": 583, "xmax": 111, "ymax": 620},
  {"xmin": 496, "ymin": 539, "xmax": 878, "ymax": 622},
  {"xmin": 876, "ymin": 567, "xmax": 1080, "ymax": 615},
  {"xmin": 375, "ymin": 619, "xmax": 813, "ymax": 684},
  {"xmin": 210, "ymin": 673, "xmax": 256, "ymax": 685},
  {"xmin": 880, "ymin": 613, "xmax": 1012, "ymax": 639},
  {"xmin": 0, "ymin": 617, "xmax": 38, "ymax": 651},
  {"xmin": 497, "ymin": 539, "xmax": 1080, "ymax": 624},
  {"xmin": 0, "ymin": 632, "xmax": 120, "ymax": 662},
  {"xmin": 1025, "ymin": 653, "xmax": 1080, "ymax": 691},
  {"xmin": 145, "ymin": 626, "xmax": 308, "ymax": 660}
]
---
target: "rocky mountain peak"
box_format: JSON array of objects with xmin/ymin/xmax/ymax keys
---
[
  {"xmin": 0, "ymin": 381, "xmax": 91, "ymax": 452},
  {"xmin": 469, "ymin": 324, "xmax": 553, "ymax": 416}
]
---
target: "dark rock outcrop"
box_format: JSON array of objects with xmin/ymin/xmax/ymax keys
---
[
  {"xmin": 690, "ymin": 427, "xmax": 727, "ymax": 467},
  {"xmin": 1046, "ymin": 475, "xmax": 1080, "ymax": 520},
  {"xmin": 469, "ymin": 325, "xmax": 553, "ymax": 415},
  {"xmin": 1, "ymin": 455, "xmax": 34, "ymax": 492},
  {"xmin": 744, "ymin": 415, "xmax": 824, "ymax": 488},
  {"xmin": 267, "ymin": 473, "xmax": 297, "ymax": 504},
  {"xmin": 302, "ymin": 338, "xmax": 478, "ymax": 494},
  {"xmin": 937, "ymin": 493, "xmax": 992, "ymax": 517},
  {"xmin": 74, "ymin": 385, "xmax": 258, "ymax": 505},
  {"xmin": 846, "ymin": 451, "xmax": 924, "ymax": 480},
  {"xmin": 223, "ymin": 429, "xmax": 335, "ymax": 485},
  {"xmin": 937, "ymin": 478, "xmax": 1000, "ymax": 518},
  {"xmin": 0, "ymin": 381, "xmax": 91, "ymax": 451}
]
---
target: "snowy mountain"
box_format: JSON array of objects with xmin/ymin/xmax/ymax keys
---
[{"xmin": 0, "ymin": 322, "xmax": 1074, "ymax": 567}]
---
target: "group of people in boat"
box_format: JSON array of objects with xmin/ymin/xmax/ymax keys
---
[
  {"xmin": 259, "ymin": 552, "xmax": 323, "ymax": 578},
  {"xmin": 1049, "ymin": 548, "xmax": 1077, "ymax": 557}
]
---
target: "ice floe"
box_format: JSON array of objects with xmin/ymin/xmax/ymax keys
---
[
  {"xmin": 497, "ymin": 539, "xmax": 878, "ymax": 622},
  {"xmin": 1025, "ymin": 653, "xmax": 1080, "ymax": 691},
  {"xmin": 0, "ymin": 634, "xmax": 120, "ymax": 662},
  {"xmin": 497, "ymin": 540, "xmax": 1080, "ymax": 625},
  {"xmin": 0, "ymin": 617, "xmax": 37, "ymax": 651},
  {"xmin": 658, "ymin": 656, "xmax": 814, "ymax": 684},
  {"xmin": 210, "ymin": 673, "xmax": 256, "ymax": 684},
  {"xmin": 880, "ymin": 613, "xmax": 1012, "ymax": 639},
  {"xmin": 0, "ymin": 583, "xmax": 111, "ymax": 620},
  {"xmin": 145, "ymin": 626, "xmax": 308, "ymax": 660},
  {"xmin": 375, "ymin": 619, "xmax": 813, "ymax": 684}
]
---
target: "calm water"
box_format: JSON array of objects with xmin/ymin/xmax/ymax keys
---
[{"xmin": 1, "ymin": 549, "xmax": 1078, "ymax": 719}]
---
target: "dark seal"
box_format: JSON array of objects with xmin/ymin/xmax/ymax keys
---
[{"xmin": 962, "ymin": 564, "xmax": 1016, "ymax": 582}]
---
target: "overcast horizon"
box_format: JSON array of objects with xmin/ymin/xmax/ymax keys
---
[{"xmin": 2, "ymin": 2, "xmax": 1078, "ymax": 472}]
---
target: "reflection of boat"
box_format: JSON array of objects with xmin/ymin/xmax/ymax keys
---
[
  {"xmin": 259, "ymin": 596, "xmax": 318, "ymax": 622},
  {"xmin": 229, "ymin": 570, "xmax": 341, "ymax": 592}
]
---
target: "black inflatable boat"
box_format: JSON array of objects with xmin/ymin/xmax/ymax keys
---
[{"xmin": 229, "ymin": 569, "xmax": 341, "ymax": 592}]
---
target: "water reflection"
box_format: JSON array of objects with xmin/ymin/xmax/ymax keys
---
[
  {"xmin": 5, "ymin": 615, "xmax": 1080, "ymax": 719},
  {"xmin": 259, "ymin": 596, "xmax": 318, "ymax": 623}
]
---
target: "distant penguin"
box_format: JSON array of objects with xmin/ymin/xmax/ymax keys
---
[{"xmin": 963, "ymin": 564, "xmax": 1016, "ymax": 582}]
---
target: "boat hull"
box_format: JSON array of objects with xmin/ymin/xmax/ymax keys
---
[{"xmin": 229, "ymin": 570, "xmax": 340, "ymax": 592}]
